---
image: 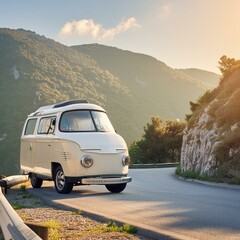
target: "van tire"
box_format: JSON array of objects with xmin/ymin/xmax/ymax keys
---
[
  {"xmin": 54, "ymin": 166, "xmax": 73, "ymax": 194},
  {"xmin": 30, "ymin": 174, "xmax": 43, "ymax": 188},
  {"xmin": 105, "ymin": 183, "xmax": 127, "ymax": 193}
]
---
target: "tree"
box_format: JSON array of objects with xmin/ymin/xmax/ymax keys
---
[
  {"xmin": 218, "ymin": 55, "xmax": 240, "ymax": 83},
  {"xmin": 129, "ymin": 116, "xmax": 186, "ymax": 164},
  {"xmin": 189, "ymin": 101, "xmax": 200, "ymax": 112},
  {"xmin": 164, "ymin": 120, "xmax": 186, "ymax": 162}
]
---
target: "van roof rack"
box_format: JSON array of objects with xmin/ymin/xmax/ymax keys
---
[{"xmin": 53, "ymin": 100, "xmax": 89, "ymax": 108}]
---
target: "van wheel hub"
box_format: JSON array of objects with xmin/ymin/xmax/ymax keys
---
[
  {"xmin": 53, "ymin": 166, "xmax": 73, "ymax": 194},
  {"xmin": 56, "ymin": 171, "xmax": 65, "ymax": 190}
]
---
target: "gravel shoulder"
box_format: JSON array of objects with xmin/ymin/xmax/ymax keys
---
[{"xmin": 5, "ymin": 184, "xmax": 144, "ymax": 240}]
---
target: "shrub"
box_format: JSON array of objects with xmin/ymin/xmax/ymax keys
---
[{"xmin": 123, "ymin": 223, "xmax": 137, "ymax": 234}]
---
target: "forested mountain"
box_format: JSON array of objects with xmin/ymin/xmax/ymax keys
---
[
  {"xmin": 0, "ymin": 28, "xmax": 219, "ymax": 175},
  {"xmin": 72, "ymin": 43, "xmax": 219, "ymax": 125}
]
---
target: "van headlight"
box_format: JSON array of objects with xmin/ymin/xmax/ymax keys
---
[
  {"xmin": 122, "ymin": 155, "xmax": 131, "ymax": 166},
  {"xmin": 81, "ymin": 155, "xmax": 93, "ymax": 168}
]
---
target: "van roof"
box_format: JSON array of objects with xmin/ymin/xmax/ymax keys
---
[{"xmin": 29, "ymin": 100, "xmax": 105, "ymax": 117}]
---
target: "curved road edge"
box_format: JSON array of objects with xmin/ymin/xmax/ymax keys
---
[{"xmin": 176, "ymin": 175, "xmax": 240, "ymax": 190}]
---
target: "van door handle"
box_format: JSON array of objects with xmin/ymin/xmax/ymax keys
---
[{"xmin": 29, "ymin": 143, "xmax": 32, "ymax": 151}]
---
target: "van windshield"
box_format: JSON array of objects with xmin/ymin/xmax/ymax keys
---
[{"xmin": 59, "ymin": 110, "xmax": 115, "ymax": 133}]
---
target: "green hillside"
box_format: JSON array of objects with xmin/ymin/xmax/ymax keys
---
[
  {"xmin": 72, "ymin": 44, "xmax": 219, "ymax": 122},
  {"xmin": 0, "ymin": 29, "xmax": 219, "ymax": 175}
]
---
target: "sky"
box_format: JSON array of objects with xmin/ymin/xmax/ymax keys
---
[{"xmin": 1, "ymin": 0, "xmax": 240, "ymax": 74}]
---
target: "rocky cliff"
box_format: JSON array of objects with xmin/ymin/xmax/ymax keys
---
[{"xmin": 181, "ymin": 68, "xmax": 240, "ymax": 181}]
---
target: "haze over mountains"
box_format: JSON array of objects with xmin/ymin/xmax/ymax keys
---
[{"xmin": 0, "ymin": 28, "xmax": 219, "ymax": 175}]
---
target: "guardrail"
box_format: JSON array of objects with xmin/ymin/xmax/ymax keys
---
[
  {"xmin": 130, "ymin": 162, "xmax": 179, "ymax": 169},
  {"xmin": 0, "ymin": 176, "xmax": 42, "ymax": 240}
]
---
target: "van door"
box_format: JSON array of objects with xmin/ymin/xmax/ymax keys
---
[
  {"xmin": 34, "ymin": 117, "xmax": 56, "ymax": 176},
  {"xmin": 20, "ymin": 118, "xmax": 37, "ymax": 172}
]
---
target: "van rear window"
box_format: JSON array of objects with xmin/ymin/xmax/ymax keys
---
[{"xmin": 24, "ymin": 119, "xmax": 37, "ymax": 135}]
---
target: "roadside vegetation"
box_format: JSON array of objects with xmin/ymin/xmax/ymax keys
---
[{"xmin": 176, "ymin": 165, "xmax": 240, "ymax": 185}]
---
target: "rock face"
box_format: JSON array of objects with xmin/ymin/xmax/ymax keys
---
[
  {"xmin": 180, "ymin": 106, "xmax": 220, "ymax": 175},
  {"xmin": 180, "ymin": 69, "xmax": 240, "ymax": 176}
]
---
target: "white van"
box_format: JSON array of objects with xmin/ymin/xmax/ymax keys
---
[{"xmin": 20, "ymin": 100, "xmax": 131, "ymax": 194}]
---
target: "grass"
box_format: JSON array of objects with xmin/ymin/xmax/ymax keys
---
[
  {"xmin": 76, "ymin": 221, "xmax": 138, "ymax": 238},
  {"xmin": 122, "ymin": 223, "xmax": 138, "ymax": 234},
  {"xmin": 8, "ymin": 185, "xmax": 44, "ymax": 209},
  {"xmin": 19, "ymin": 215, "xmax": 34, "ymax": 222},
  {"xmin": 41, "ymin": 221, "xmax": 61, "ymax": 240},
  {"xmin": 103, "ymin": 221, "xmax": 137, "ymax": 234},
  {"xmin": 41, "ymin": 221, "xmax": 61, "ymax": 229},
  {"xmin": 106, "ymin": 221, "xmax": 123, "ymax": 232},
  {"xmin": 176, "ymin": 166, "xmax": 219, "ymax": 182},
  {"xmin": 25, "ymin": 214, "xmax": 138, "ymax": 240},
  {"xmin": 13, "ymin": 204, "xmax": 25, "ymax": 210},
  {"xmin": 72, "ymin": 209, "xmax": 84, "ymax": 215},
  {"xmin": 176, "ymin": 165, "xmax": 240, "ymax": 185},
  {"xmin": 94, "ymin": 221, "xmax": 137, "ymax": 234},
  {"xmin": 42, "ymin": 219, "xmax": 135, "ymax": 240}
]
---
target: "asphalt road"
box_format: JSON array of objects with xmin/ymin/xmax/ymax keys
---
[{"xmin": 28, "ymin": 168, "xmax": 240, "ymax": 240}]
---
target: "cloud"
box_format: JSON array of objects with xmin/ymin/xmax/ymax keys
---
[
  {"xmin": 60, "ymin": 17, "xmax": 140, "ymax": 41},
  {"xmin": 147, "ymin": 3, "xmax": 174, "ymax": 23},
  {"xmin": 161, "ymin": 4, "xmax": 173, "ymax": 15}
]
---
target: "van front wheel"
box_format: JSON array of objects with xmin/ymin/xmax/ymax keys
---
[
  {"xmin": 30, "ymin": 174, "xmax": 43, "ymax": 188},
  {"xmin": 105, "ymin": 183, "xmax": 127, "ymax": 193},
  {"xmin": 54, "ymin": 166, "xmax": 73, "ymax": 194}
]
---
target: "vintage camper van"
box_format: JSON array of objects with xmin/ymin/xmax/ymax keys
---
[{"xmin": 20, "ymin": 100, "xmax": 131, "ymax": 194}]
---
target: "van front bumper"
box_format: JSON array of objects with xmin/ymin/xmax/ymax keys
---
[
  {"xmin": 65, "ymin": 174, "xmax": 132, "ymax": 185},
  {"xmin": 81, "ymin": 176, "xmax": 132, "ymax": 185}
]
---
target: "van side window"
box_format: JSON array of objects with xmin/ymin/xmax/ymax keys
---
[
  {"xmin": 24, "ymin": 119, "xmax": 37, "ymax": 135},
  {"xmin": 38, "ymin": 117, "xmax": 56, "ymax": 134}
]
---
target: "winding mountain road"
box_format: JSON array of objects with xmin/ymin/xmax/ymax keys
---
[{"xmin": 28, "ymin": 168, "xmax": 240, "ymax": 240}]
